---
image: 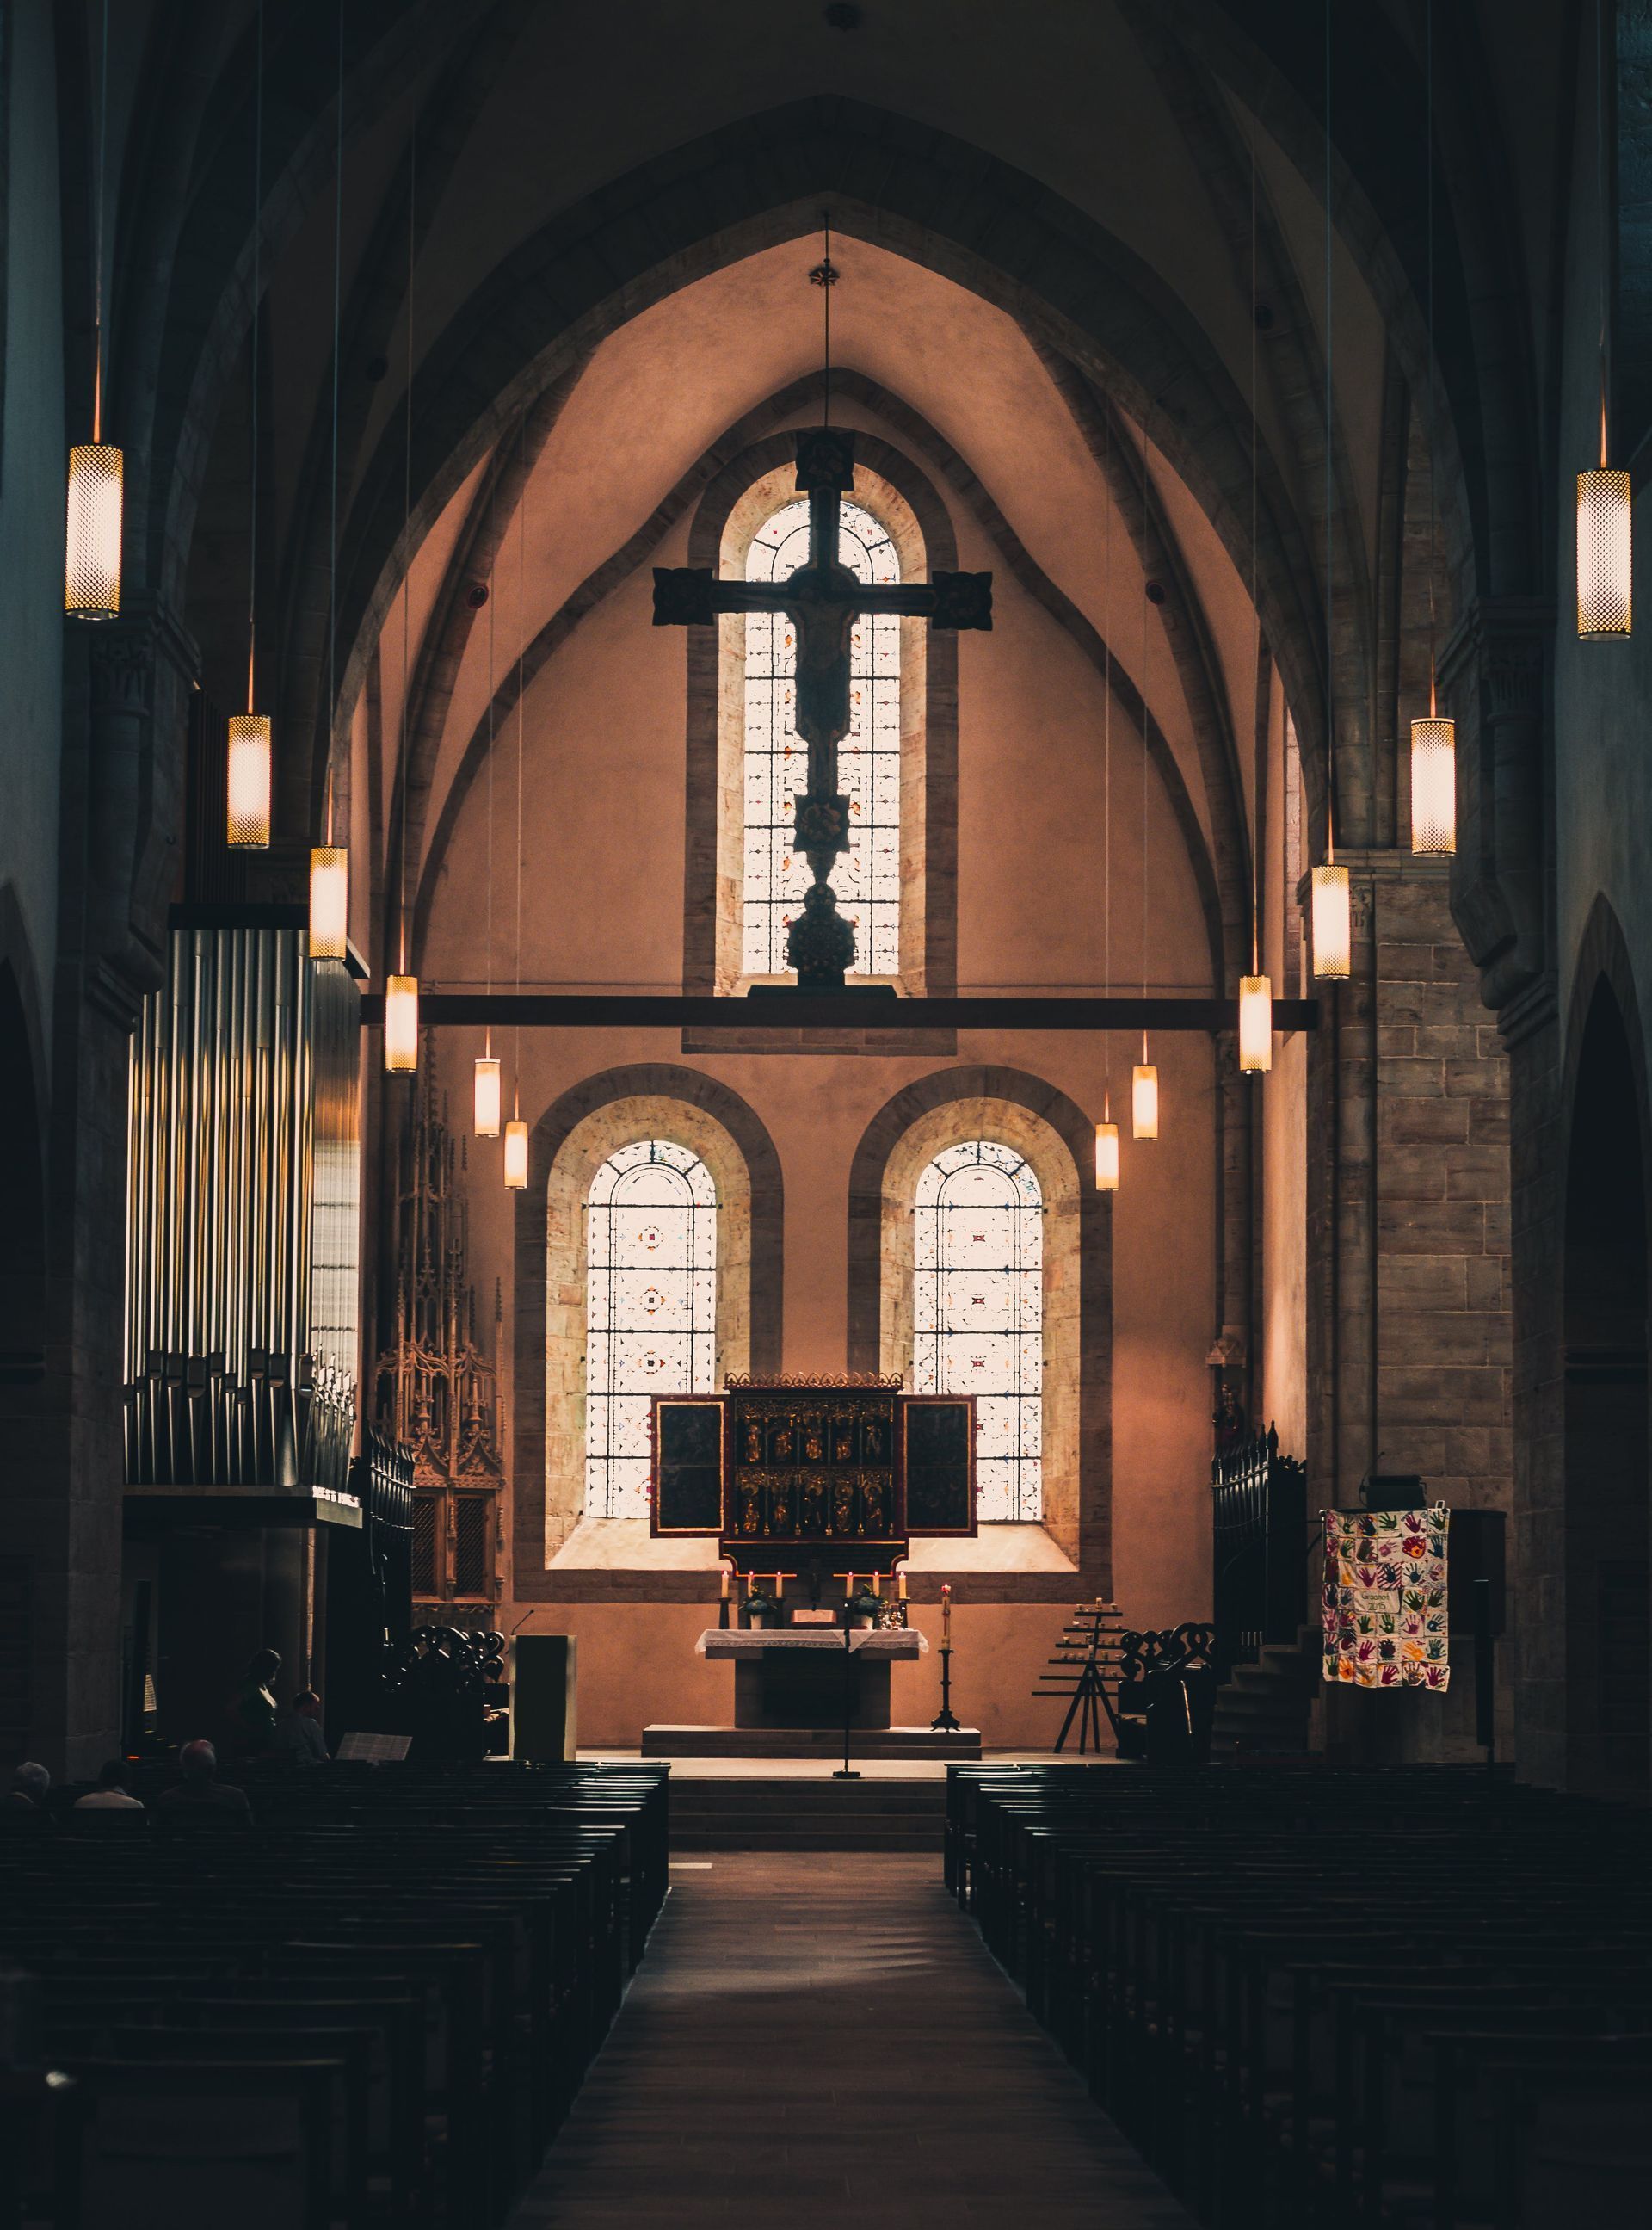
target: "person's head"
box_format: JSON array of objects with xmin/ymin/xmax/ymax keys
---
[
  {"xmin": 293, "ymin": 1690, "xmax": 322, "ymax": 1720},
  {"xmin": 9, "ymin": 1763, "xmax": 49, "ymax": 1807},
  {"xmin": 95, "ymin": 1760, "xmax": 128, "ymax": 1792},
  {"xmin": 178, "ymin": 1739, "xmax": 219, "ymax": 1785},
  {"xmin": 246, "ymin": 1649, "xmax": 281, "ymax": 1688}
]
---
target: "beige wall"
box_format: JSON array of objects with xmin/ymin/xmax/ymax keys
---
[{"xmin": 419, "ymin": 401, "xmax": 1224, "ymax": 1729}]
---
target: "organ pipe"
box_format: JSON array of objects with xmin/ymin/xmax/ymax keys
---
[{"xmin": 123, "ymin": 915, "xmax": 361, "ymax": 1492}]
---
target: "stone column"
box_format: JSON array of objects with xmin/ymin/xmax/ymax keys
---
[{"xmin": 5, "ymin": 598, "xmax": 197, "ymax": 1776}]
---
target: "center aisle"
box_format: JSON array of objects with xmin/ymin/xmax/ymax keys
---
[{"xmin": 510, "ymin": 1851, "xmax": 1193, "ymax": 2228}]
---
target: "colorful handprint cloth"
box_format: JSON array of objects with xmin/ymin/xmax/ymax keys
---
[{"xmin": 1321, "ymin": 1506, "xmax": 1450, "ymax": 1690}]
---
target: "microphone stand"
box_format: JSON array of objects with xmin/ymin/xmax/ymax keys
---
[{"xmin": 832, "ymin": 1597, "xmax": 860, "ymax": 1780}]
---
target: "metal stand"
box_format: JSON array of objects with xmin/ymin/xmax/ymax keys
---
[
  {"xmin": 931, "ymin": 1645, "xmax": 961, "ymax": 1733},
  {"xmin": 832, "ymin": 1621, "xmax": 860, "ymax": 1778},
  {"xmin": 1053, "ymin": 1648, "xmax": 1116, "ymax": 1754}
]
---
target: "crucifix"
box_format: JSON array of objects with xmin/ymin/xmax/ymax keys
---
[{"xmin": 652, "ymin": 257, "xmax": 993, "ymax": 985}]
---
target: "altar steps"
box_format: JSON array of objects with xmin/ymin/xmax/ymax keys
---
[{"xmin": 669, "ymin": 1776, "xmax": 947, "ymax": 1852}]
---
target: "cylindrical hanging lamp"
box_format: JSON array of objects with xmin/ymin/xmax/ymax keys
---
[
  {"xmin": 1577, "ymin": 466, "xmax": 1631, "ymax": 638},
  {"xmin": 226, "ymin": 714, "xmax": 273, "ymax": 849},
  {"xmin": 1311, "ymin": 863, "xmax": 1352, "ymax": 980},
  {"xmin": 504, "ymin": 1117, "xmax": 528, "ymax": 1189},
  {"xmin": 1409, "ymin": 716, "xmax": 1457, "ymax": 856},
  {"xmin": 1094, "ymin": 1118, "xmax": 1119, "ymax": 1192},
  {"xmin": 474, "ymin": 1054, "xmax": 502, "ymax": 1139},
  {"xmin": 384, "ymin": 974, "xmax": 419, "ymax": 1073},
  {"xmin": 308, "ymin": 846, "xmax": 348, "ymax": 959},
  {"xmin": 1131, "ymin": 1063, "xmax": 1159, "ymax": 1142},
  {"xmin": 65, "ymin": 443, "xmax": 124, "ymax": 619},
  {"xmin": 1238, "ymin": 974, "xmax": 1273, "ymax": 1073}
]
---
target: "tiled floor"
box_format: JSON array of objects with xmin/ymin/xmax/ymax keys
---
[{"xmin": 510, "ymin": 1852, "xmax": 1193, "ymax": 2227}]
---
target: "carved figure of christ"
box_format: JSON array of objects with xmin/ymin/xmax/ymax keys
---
[{"xmin": 654, "ymin": 428, "xmax": 992, "ymax": 985}]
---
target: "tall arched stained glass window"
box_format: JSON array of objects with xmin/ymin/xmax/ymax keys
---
[
  {"xmin": 743, "ymin": 495, "xmax": 901, "ymax": 975},
  {"xmin": 913, "ymin": 1140, "xmax": 1043, "ymax": 1521},
  {"xmin": 585, "ymin": 1140, "xmax": 717, "ymax": 1519}
]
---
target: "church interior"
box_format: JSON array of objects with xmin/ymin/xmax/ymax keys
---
[{"xmin": 1, "ymin": 0, "xmax": 1649, "ymax": 2221}]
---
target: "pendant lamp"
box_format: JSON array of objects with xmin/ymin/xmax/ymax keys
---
[
  {"xmin": 474, "ymin": 1051, "xmax": 502, "ymax": 1138},
  {"xmin": 65, "ymin": 443, "xmax": 123, "ymax": 620},
  {"xmin": 1238, "ymin": 974, "xmax": 1273, "ymax": 1073},
  {"xmin": 226, "ymin": 714, "xmax": 273, "ymax": 849},
  {"xmin": 231, "ymin": 3, "xmax": 272, "ymax": 852},
  {"xmin": 1094, "ymin": 1114, "xmax": 1119, "ymax": 1192},
  {"xmin": 1409, "ymin": 713, "xmax": 1457, "ymax": 856},
  {"xmin": 307, "ymin": 845, "xmax": 348, "ymax": 958},
  {"xmin": 504, "ymin": 1116, "xmax": 528, "ymax": 1190},
  {"xmin": 309, "ymin": 16, "xmax": 351, "ymax": 959},
  {"xmin": 1131, "ymin": 1061, "xmax": 1159, "ymax": 1141},
  {"xmin": 1311, "ymin": 862, "xmax": 1351, "ymax": 980},
  {"xmin": 66, "ymin": 5, "xmax": 120, "ymax": 620},
  {"xmin": 384, "ymin": 974, "xmax": 419, "ymax": 1072},
  {"xmin": 1578, "ymin": 460, "xmax": 1631, "ymax": 639}
]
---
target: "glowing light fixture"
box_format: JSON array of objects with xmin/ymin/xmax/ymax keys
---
[
  {"xmin": 1409, "ymin": 713, "xmax": 1456, "ymax": 856},
  {"xmin": 226, "ymin": 714, "xmax": 273, "ymax": 849},
  {"xmin": 1239, "ymin": 974, "xmax": 1273, "ymax": 1073},
  {"xmin": 385, "ymin": 974, "xmax": 419, "ymax": 1073},
  {"xmin": 504, "ymin": 1117, "xmax": 528, "ymax": 1190},
  {"xmin": 65, "ymin": 443, "xmax": 123, "ymax": 620},
  {"xmin": 1094, "ymin": 1115, "xmax": 1119, "ymax": 1192},
  {"xmin": 1311, "ymin": 862, "xmax": 1351, "ymax": 980},
  {"xmin": 1577, "ymin": 465, "xmax": 1631, "ymax": 638},
  {"xmin": 66, "ymin": 7, "xmax": 120, "ymax": 620},
  {"xmin": 474, "ymin": 1051, "xmax": 502, "ymax": 1138},
  {"xmin": 308, "ymin": 845, "xmax": 348, "ymax": 959},
  {"xmin": 1132, "ymin": 1061, "xmax": 1159, "ymax": 1142}
]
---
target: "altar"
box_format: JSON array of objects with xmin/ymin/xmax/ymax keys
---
[{"xmin": 698, "ymin": 1627, "xmax": 925, "ymax": 1729}]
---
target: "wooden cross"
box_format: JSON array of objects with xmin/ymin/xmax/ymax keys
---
[{"xmin": 654, "ymin": 428, "xmax": 992, "ymax": 985}]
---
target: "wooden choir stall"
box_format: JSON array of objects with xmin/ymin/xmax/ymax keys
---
[{"xmin": 644, "ymin": 1375, "xmax": 982, "ymax": 1758}]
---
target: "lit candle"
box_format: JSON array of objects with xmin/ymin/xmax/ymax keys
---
[
  {"xmin": 872, "ymin": 1571, "xmax": 881, "ymax": 1597},
  {"xmin": 846, "ymin": 1572, "xmax": 854, "ymax": 1598},
  {"xmin": 721, "ymin": 1567, "xmax": 730, "ymax": 1600},
  {"xmin": 941, "ymin": 1584, "xmax": 952, "ymax": 1646},
  {"xmin": 775, "ymin": 1572, "xmax": 784, "ymax": 1600},
  {"xmin": 897, "ymin": 1569, "xmax": 908, "ymax": 1602}
]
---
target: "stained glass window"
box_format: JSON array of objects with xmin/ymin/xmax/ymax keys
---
[
  {"xmin": 743, "ymin": 495, "xmax": 901, "ymax": 975},
  {"xmin": 584, "ymin": 1140, "xmax": 717, "ymax": 1519},
  {"xmin": 913, "ymin": 1140, "xmax": 1043, "ymax": 1522}
]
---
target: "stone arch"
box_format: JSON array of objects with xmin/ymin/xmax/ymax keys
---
[
  {"xmin": 682, "ymin": 423, "xmax": 956, "ymax": 999},
  {"xmin": 848, "ymin": 1066, "xmax": 1110, "ymax": 1587},
  {"xmin": 511, "ymin": 1066, "xmax": 782, "ymax": 1578},
  {"xmin": 1560, "ymin": 897, "xmax": 1652, "ymax": 1795},
  {"xmin": 324, "ymin": 116, "xmax": 1339, "ymax": 806}
]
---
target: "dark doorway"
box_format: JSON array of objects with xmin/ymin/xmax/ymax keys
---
[{"xmin": 1563, "ymin": 977, "xmax": 1652, "ymax": 1795}]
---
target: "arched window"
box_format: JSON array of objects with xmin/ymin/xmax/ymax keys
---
[
  {"xmin": 743, "ymin": 495, "xmax": 901, "ymax": 976},
  {"xmin": 913, "ymin": 1140, "xmax": 1044, "ymax": 1522},
  {"xmin": 584, "ymin": 1139, "xmax": 718, "ymax": 1519}
]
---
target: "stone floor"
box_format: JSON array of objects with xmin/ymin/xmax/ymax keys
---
[{"xmin": 509, "ymin": 1852, "xmax": 1193, "ymax": 2227}]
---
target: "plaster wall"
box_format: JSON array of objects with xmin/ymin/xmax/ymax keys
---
[{"xmin": 416, "ymin": 429, "xmax": 1223, "ymax": 1727}]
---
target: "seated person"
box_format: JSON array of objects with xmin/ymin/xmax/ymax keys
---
[
  {"xmin": 3, "ymin": 1761, "xmax": 50, "ymax": 1813},
  {"xmin": 154, "ymin": 1739, "xmax": 254, "ymax": 1825},
  {"xmin": 73, "ymin": 1759, "xmax": 145, "ymax": 1811},
  {"xmin": 271, "ymin": 1689, "xmax": 330, "ymax": 1764},
  {"xmin": 231, "ymin": 1647, "xmax": 282, "ymax": 1757}
]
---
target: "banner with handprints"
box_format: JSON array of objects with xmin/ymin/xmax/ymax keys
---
[{"xmin": 1321, "ymin": 1506, "xmax": 1450, "ymax": 1690}]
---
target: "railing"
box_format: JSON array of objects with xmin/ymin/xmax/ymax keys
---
[{"xmin": 1211, "ymin": 1424, "xmax": 1307, "ymax": 1676}]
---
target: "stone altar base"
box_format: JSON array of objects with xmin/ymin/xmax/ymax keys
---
[{"xmin": 640, "ymin": 1724, "xmax": 983, "ymax": 1759}]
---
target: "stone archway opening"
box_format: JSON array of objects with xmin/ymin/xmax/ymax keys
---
[{"xmin": 1563, "ymin": 977, "xmax": 1652, "ymax": 1795}]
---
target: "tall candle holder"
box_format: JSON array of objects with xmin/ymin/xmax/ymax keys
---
[{"xmin": 931, "ymin": 1583, "xmax": 961, "ymax": 1733}]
